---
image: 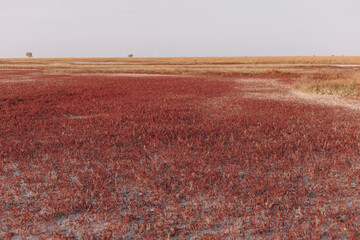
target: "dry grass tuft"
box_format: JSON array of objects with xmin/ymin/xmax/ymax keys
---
[{"xmin": 298, "ymin": 70, "xmax": 360, "ymax": 97}]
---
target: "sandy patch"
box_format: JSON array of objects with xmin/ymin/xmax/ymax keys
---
[
  {"xmin": 334, "ymin": 65, "xmax": 360, "ymax": 67},
  {"xmin": 71, "ymin": 62, "xmax": 118, "ymax": 65},
  {"xmin": 236, "ymin": 78, "xmax": 360, "ymax": 111},
  {"xmin": 57, "ymin": 73, "xmax": 194, "ymax": 78}
]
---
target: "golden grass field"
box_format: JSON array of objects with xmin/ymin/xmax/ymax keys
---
[{"xmin": 1, "ymin": 56, "xmax": 360, "ymax": 96}]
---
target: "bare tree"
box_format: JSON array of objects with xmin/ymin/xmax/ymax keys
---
[
  {"xmin": 26, "ymin": 52, "xmax": 33, "ymax": 58},
  {"xmin": 128, "ymin": 54, "xmax": 133, "ymax": 58}
]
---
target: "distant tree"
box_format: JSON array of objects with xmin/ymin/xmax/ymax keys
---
[
  {"xmin": 26, "ymin": 52, "xmax": 33, "ymax": 58},
  {"xmin": 128, "ymin": 54, "xmax": 133, "ymax": 58}
]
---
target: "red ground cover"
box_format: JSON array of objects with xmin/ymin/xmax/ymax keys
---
[{"xmin": 1, "ymin": 70, "xmax": 359, "ymax": 239}]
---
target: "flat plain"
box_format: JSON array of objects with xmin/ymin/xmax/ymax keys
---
[{"xmin": 1, "ymin": 57, "xmax": 359, "ymax": 239}]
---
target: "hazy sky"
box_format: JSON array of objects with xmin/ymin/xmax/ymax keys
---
[{"xmin": 1, "ymin": 0, "xmax": 360, "ymax": 58}]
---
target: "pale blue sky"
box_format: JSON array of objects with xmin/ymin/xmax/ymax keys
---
[{"xmin": 1, "ymin": 0, "xmax": 360, "ymax": 58}]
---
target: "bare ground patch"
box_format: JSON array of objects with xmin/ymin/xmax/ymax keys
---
[{"xmin": 236, "ymin": 78, "xmax": 360, "ymax": 111}]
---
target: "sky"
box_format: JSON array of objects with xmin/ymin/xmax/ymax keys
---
[{"xmin": 1, "ymin": 0, "xmax": 360, "ymax": 58}]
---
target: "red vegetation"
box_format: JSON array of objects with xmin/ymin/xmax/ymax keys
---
[{"xmin": 1, "ymin": 70, "xmax": 359, "ymax": 238}]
